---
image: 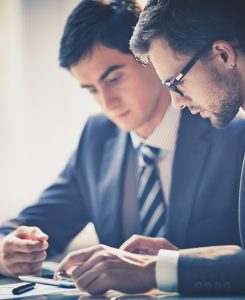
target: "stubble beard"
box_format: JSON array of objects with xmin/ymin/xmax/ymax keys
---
[{"xmin": 209, "ymin": 67, "xmax": 243, "ymax": 128}]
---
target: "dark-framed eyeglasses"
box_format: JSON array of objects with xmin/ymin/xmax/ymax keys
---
[{"xmin": 162, "ymin": 44, "xmax": 211, "ymax": 96}]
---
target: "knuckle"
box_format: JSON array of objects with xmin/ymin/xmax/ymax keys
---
[
  {"xmin": 31, "ymin": 226, "xmax": 40, "ymax": 233},
  {"xmin": 97, "ymin": 244, "xmax": 107, "ymax": 251},
  {"xmin": 66, "ymin": 251, "xmax": 75, "ymax": 261},
  {"xmin": 96, "ymin": 245, "xmax": 104, "ymax": 251},
  {"xmin": 17, "ymin": 226, "xmax": 27, "ymax": 233},
  {"xmin": 132, "ymin": 234, "xmax": 140, "ymax": 240}
]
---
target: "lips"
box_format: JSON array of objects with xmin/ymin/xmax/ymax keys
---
[{"xmin": 115, "ymin": 110, "xmax": 130, "ymax": 119}]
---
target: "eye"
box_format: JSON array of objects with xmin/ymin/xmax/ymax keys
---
[
  {"xmin": 107, "ymin": 73, "xmax": 123, "ymax": 85},
  {"xmin": 87, "ymin": 87, "xmax": 98, "ymax": 94},
  {"xmin": 109, "ymin": 77, "xmax": 119, "ymax": 83}
]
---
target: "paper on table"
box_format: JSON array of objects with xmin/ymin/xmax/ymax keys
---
[{"xmin": 0, "ymin": 282, "xmax": 81, "ymax": 299}]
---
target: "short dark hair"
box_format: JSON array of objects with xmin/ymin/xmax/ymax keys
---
[
  {"xmin": 130, "ymin": 0, "xmax": 245, "ymax": 59},
  {"xmin": 59, "ymin": 0, "xmax": 141, "ymax": 69}
]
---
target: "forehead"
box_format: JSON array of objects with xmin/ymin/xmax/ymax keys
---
[
  {"xmin": 70, "ymin": 44, "xmax": 136, "ymax": 80},
  {"xmin": 148, "ymin": 38, "xmax": 187, "ymax": 80}
]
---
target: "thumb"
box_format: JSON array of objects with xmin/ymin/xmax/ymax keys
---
[{"xmin": 120, "ymin": 235, "xmax": 153, "ymax": 253}]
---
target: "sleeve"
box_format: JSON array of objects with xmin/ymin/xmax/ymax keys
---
[
  {"xmin": 0, "ymin": 134, "xmax": 91, "ymax": 257},
  {"xmin": 156, "ymin": 249, "xmax": 179, "ymax": 292},
  {"xmin": 178, "ymin": 245, "xmax": 245, "ymax": 295}
]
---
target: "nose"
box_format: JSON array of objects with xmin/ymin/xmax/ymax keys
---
[
  {"xmin": 170, "ymin": 91, "xmax": 191, "ymax": 110},
  {"xmin": 99, "ymin": 88, "xmax": 119, "ymax": 111}
]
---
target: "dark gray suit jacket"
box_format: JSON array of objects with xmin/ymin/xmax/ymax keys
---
[
  {"xmin": 178, "ymin": 130, "xmax": 245, "ymax": 296},
  {"xmin": 0, "ymin": 109, "xmax": 244, "ymax": 258}
]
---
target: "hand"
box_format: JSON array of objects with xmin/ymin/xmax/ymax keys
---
[
  {"xmin": 0, "ymin": 226, "xmax": 49, "ymax": 277},
  {"xmin": 120, "ymin": 235, "xmax": 178, "ymax": 255},
  {"xmin": 54, "ymin": 244, "xmax": 157, "ymax": 295}
]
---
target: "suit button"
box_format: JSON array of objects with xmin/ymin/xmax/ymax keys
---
[
  {"xmin": 223, "ymin": 281, "xmax": 231, "ymax": 289},
  {"xmin": 204, "ymin": 281, "xmax": 212, "ymax": 289},
  {"xmin": 194, "ymin": 282, "xmax": 203, "ymax": 289}
]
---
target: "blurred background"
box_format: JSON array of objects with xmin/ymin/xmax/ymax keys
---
[
  {"xmin": 0, "ymin": 0, "xmax": 95, "ymax": 221},
  {"xmin": 0, "ymin": 0, "xmax": 146, "ymax": 248}
]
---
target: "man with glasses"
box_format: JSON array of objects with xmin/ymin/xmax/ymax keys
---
[
  {"xmin": 55, "ymin": 0, "xmax": 245, "ymax": 297},
  {"xmin": 126, "ymin": 0, "xmax": 245, "ymax": 296}
]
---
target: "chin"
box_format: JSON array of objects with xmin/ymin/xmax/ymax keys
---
[{"xmin": 116, "ymin": 122, "xmax": 134, "ymax": 132}]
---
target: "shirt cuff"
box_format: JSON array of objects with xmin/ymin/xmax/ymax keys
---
[{"xmin": 156, "ymin": 249, "xmax": 179, "ymax": 292}]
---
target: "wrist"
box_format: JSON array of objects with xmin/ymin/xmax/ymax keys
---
[{"xmin": 145, "ymin": 256, "xmax": 158, "ymax": 290}]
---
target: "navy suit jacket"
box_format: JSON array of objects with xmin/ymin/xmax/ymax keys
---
[
  {"xmin": 178, "ymin": 125, "xmax": 245, "ymax": 296},
  {"xmin": 0, "ymin": 109, "xmax": 245, "ymax": 258}
]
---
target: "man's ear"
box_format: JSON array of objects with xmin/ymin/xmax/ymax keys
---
[{"xmin": 212, "ymin": 40, "xmax": 237, "ymax": 69}]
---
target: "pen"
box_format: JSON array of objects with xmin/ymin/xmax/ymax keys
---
[{"xmin": 12, "ymin": 282, "xmax": 36, "ymax": 295}]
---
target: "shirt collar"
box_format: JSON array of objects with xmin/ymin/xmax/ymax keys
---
[{"xmin": 130, "ymin": 105, "xmax": 181, "ymax": 151}]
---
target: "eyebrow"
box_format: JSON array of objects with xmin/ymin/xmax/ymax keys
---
[
  {"xmin": 80, "ymin": 65, "xmax": 125, "ymax": 89},
  {"xmin": 162, "ymin": 76, "xmax": 173, "ymax": 83},
  {"xmin": 99, "ymin": 65, "xmax": 124, "ymax": 82}
]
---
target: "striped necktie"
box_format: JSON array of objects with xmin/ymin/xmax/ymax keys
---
[{"xmin": 138, "ymin": 144, "xmax": 166, "ymax": 237}]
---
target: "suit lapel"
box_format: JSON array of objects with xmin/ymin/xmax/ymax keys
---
[
  {"xmin": 167, "ymin": 109, "xmax": 212, "ymax": 248},
  {"xmin": 97, "ymin": 130, "xmax": 130, "ymax": 247}
]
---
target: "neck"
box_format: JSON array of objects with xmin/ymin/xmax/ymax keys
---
[{"xmin": 136, "ymin": 89, "xmax": 171, "ymax": 139}]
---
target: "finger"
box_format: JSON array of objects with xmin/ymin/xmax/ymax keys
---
[
  {"xmin": 16, "ymin": 226, "xmax": 49, "ymax": 241},
  {"xmin": 4, "ymin": 250, "xmax": 47, "ymax": 264},
  {"xmin": 71, "ymin": 250, "xmax": 110, "ymax": 281},
  {"xmin": 82, "ymin": 272, "xmax": 109, "ymax": 295},
  {"xmin": 72, "ymin": 251, "xmax": 126, "ymax": 290},
  {"xmin": 73, "ymin": 261, "xmax": 113, "ymax": 294},
  {"xmin": 120, "ymin": 235, "xmax": 146, "ymax": 252},
  {"xmin": 5, "ymin": 236, "xmax": 49, "ymax": 253},
  {"xmin": 54, "ymin": 245, "xmax": 107, "ymax": 280},
  {"xmin": 73, "ymin": 265, "xmax": 100, "ymax": 292},
  {"xmin": 121, "ymin": 236, "xmax": 166, "ymax": 255},
  {"xmin": 86, "ymin": 281, "xmax": 108, "ymax": 295}
]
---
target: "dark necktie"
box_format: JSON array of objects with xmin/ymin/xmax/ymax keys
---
[{"xmin": 137, "ymin": 144, "xmax": 166, "ymax": 237}]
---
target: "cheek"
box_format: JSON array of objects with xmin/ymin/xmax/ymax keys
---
[{"xmin": 185, "ymin": 75, "xmax": 212, "ymax": 105}]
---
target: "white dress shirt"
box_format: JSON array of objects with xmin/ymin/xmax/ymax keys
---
[
  {"xmin": 157, "ymin": 249, "xmax": 179, "ymax": 292},
  {"xmin": 130, "ymin": 105, "xmax": 180, "ymax": 292},
  {"xmin": 130, "ymin": 105, "xmax": 181, "ymax": 203}
]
